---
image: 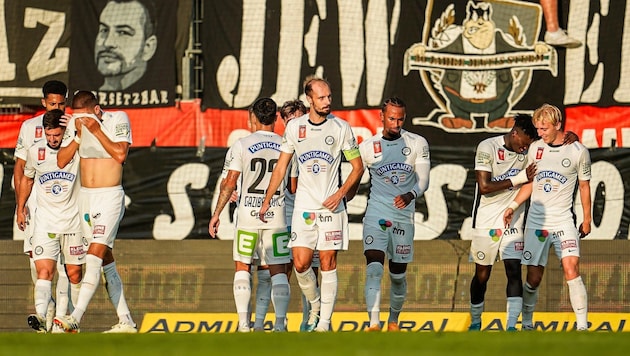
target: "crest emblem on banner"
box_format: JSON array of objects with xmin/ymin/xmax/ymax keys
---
[{"xmin": 403, "ymin": 0, "xmax": 557, "ymax": 132}]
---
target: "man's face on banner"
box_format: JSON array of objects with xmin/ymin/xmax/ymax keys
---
[{"xmin": 95, "ymin": 0, "xmax": 157, "ymax": 90}]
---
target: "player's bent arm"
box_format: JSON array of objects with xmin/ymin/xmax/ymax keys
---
[
  {"xmin": 16, "ymin": 176, "xmax": 34, "ymax": 230},
  {"xmin": 209, "ymin": 171, "xmax": 240, "ymax": 237},
  {"xmin": 578, "ymin": 179, "xmax": 592, "ymax": 234},
  {"xmin": 476, "ymin": 170, "xmax": 513, "ymax": 195},
  {"xmin": 260, "ymin": 152, "xmax": 292, "ymax": 222},
  {"xmin": 413, "ymin": 161, "xmax": 431, "ymax": 197},
  {"xmin": 57, "ymin": 140, "xmax": 80, "ymax": 168},
  {"xmin": 13, "ymin": 158, "xmax": 26, "ymax": 203}
]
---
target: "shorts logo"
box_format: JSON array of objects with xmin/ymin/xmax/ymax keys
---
[
  {"xmin": 365, "ymin": 235, "xmax": 374, "ymax": 245},
  {"xmin": 83, "ymin": 213, "xmax": 92, "ymax": 226},
  {"xmin": 325, "ymin": 230, "xmax": 342, "ymax": 242},
  {"xmin": 378, "ymin": 219, "xmax": 392, "ymax": 231},
  {"xmin": 70, "ymin": 245, "xmax": 84, "ymax": 256},
  {"xmin": 515, "ymin": 241, "xmax": 524, "ymax": 251},
  {"xmin": 93, "ymin": 225, "xmax": 106, "ymax": 235},
  {"xmin": 476, "ymin": 251, "xmax": 486, "ymax": 260},
  {"xmin": 561, "ymin": 239, "xmax": 578, "ymax": 249},
  {"xmin": 47, "ymin": 232, "xmax": 56, "ymax": 239},
  {"xmin": 396, "ymin": 244, "xmax": 411, "ymax": 254},
  {"xmin": 535, "ymin": 229, "xmax": 549, "ymax": 242},
  {"xmin": 34, "ymin": 246, "xmax": 44, "ymax": 255},
  {"xmin": 488, "ymin": 229, "xmax": 502, "ymax": 242},
  {"xmin": 523, "ymin": 251, "xmax": 532, "ymax": 260},
  {"xmin": 302, "ymin": 212, "xmax": 316, "ymax": 225},
  {"xmin": 82, "ymin": 237, "xmax": 89, "ymax": 246},
  {"xmin": 290, "ymin": 232, "xmax": 297, "ymax": 241}
]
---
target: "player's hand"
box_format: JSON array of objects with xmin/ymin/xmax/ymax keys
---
[
  {"xmin": 258, "ymin": 201, "xmax": 270, "ymax": 223},
  {"xmin": 60, "ymin": 114, "xmax": 72, "ymax": 127},
  {"xmin": 208, "ymin": 216, "xmax": 220, "ymax": 238},
  {"xmin": 323, "ymin": 193, "xmax": 342, "ymax": 212},
  {"xmin": 578, "ymin": 222, "xmax": 591, "ymax": 239},
  {"xmin": 16, "ymin": 210, "xmax": 27, "ymax": 231},
  {"xmin": 393, "ymin": 192, "xmax": 414, "ymax": 209},
  {"xmin": 525, "ymin": 162, "xmax": 537, "ymax": 182},
  {"xmin": 79, "ymin": 116, "xmax": 100, "ymax": 133},
  {"xmin": 563, "ymin": 131, "xmax": 580, "ymax": 145},
  {"xmin": 503, "ymin": 208, "xmax": 514, "ymax": 228},
  {"xmin": 229, "ymin": 191, "xmax": 239, "ymax": 203}
]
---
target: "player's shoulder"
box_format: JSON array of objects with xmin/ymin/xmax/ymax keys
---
[
  {"xmin": 103, "ymin": 110, "xmax": 130, "ymax": 122},
  {"xmin": 20, "ymin": 114, "xmax": 44, "ymax": 128},
  {"xmin": 402, "ymin": 130, "xmax": 428, "ymax": 144}
]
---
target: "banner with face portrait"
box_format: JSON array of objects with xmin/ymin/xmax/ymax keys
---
[{"xmin": 69, "ymin": 0, "xmax": 177, "ymax": 108}]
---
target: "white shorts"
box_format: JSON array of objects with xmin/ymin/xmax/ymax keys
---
[
  {"xmin": 80, "ymin": 186, "xmax": 125, "ymax": 249},
  {"xmin": 289, "ymin": 209, "xmax": 349, "ymax": 251},
  {"xmin": 31, "ymin": 231, "xmax": 87, "ymax": 265},
  {"xmin": 363, "ymin": 218, "xmax": 414, "ymax": 264},
  {"xmin": 469, "ymin": 227, "xmax": 524, "ymax": 266},
  {"xmin": 521, "ymin": 225, "xmax": 581, "ymax": 267},
  {"xmin": 233, "ymin": 227, "xmax": 291, "ymax": 266}
]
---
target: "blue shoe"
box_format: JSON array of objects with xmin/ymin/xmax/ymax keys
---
[
  {"xmin": 468, "ymin": 322, "xmax": 481, "ymax": 331},
  {"xmin": 506, "ymin": 326, "xmax": 517, "ymax": 331},
  {"xmin": 304, "ymin": 312, "xmax": 320, "ymax": 332}
]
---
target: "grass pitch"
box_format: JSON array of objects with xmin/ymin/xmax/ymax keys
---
[{"xmin": 1, "ymin": 332, "xmax": 629, "ymax": 356}]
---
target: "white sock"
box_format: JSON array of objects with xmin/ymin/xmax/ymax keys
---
[
  {"xmin": 506, "ymin": 297, "xmax": 523, "ymax": 328},
  {"xmin": 55, "ymin": 262, "xmax": 70, "ymax": 317},
  {"xmin": 470, "ymin": 302, "xmax": 484, "ymax": 325},
  {"xmin": 301, "ymin": 293, "xmax": 311, "ymax": 326},
  {"xmin": 70, "ymin": 283, "xmax": 81, "ymax": 314},
  {"xmin": 365, "ymin": 262, "xmax": 383, "ymax": 326},
  {"xmin": 29, "ymin": 258, "xmax": 37, "ymax": 285},
  {"xmin": 271, "ymin": 273, "xmax": 290, "ymax": 329},
  {"xmin": 34, "ymin": 279, "xmax": 52, "ymax": 318},
  {"xmin": 567, "ymin": 276, "xmax": 588, "ymax": 329},
  {"xmin": 522, "ymin": 282, "xmax": 538, "ymax": 326},
  {"xmin": 318, "ymin": 269, "xmax": 338, "ymax": 331},
  {"xmin": 295, "ymin": 267, "xmax": 320, "ymax": 314},
  {"xmin": 72, "ymin": 254, "xmax": 103, "ymax": 322},
  {"xmin": 103, "ymin": 262, "xmax": 135, "ymax": 325},
  {"xmin": 233, "ymin": 270, "xmax": 252, "ymax": 327},
  {"xmin": 389, "ymin": 272, "xmax": 406, "ymax": 323},
  {"xmin": 253, "ymin": 269, "xmax": 271, "ymax": 329}
]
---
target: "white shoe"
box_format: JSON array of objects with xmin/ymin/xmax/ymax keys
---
[
  {"xmin": 103, "ymin": 321, "xmax": 138, "ymax": 333},
  {"xmin": 238, "ymin": 322, "xmax": 251, "ymax": 332},
  {"xmin": 27, "ymin": 314, "xmax": 47, "ymax": 333},
  {"xmin": 54, "ymin": 315, "xmax": 80, "ymax": 333},
  {"xmin": 51, "ymin": 324, "xmax": 65, "ymax": 334},
  {"xmin": 46, "ymin": 299, "xmax": 56, "ymax": 332},
  {"xmin": 544, "ymin": 29, "xmax": 581, "ymax": 48}
]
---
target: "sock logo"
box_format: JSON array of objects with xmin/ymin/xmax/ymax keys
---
[
  {"xmin": 378, "ymin": 219, "xmax": 392, "ymax": 231},
  {"xmin": 535, "ymin": 229, "xmax": 549, "ymax": 242}
]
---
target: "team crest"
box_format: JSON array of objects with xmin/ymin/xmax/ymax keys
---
[{"xmin": 403, "ymin": 0, "xmax": 557, "ymax": 132}]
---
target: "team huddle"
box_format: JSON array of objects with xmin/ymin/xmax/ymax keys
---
[
  {"xmin": 15, "ymin": 81, "xmax": 137, "ymax": 333},
  {"xmin": 208, "ymin": 76, "xmax": 592, "ymax": 332},
  {"xmin": 16, "ymin": 77, "xmax": 591, "ymax": 333}
]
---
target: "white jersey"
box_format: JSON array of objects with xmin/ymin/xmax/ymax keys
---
[
  {"xmin": 24, "ymin": 140, "xmax": 81, "ymax": 233},
  {"xmin": 281, "ymin": 113, "xmax": 360, "ymax": 213},
  {"xmin": 63, "ymin": 111, "xmax": 132, "ymax": 156},
  {"xmin": 526, "ymin": 140, "xmax": 591, "ymax": 229},
  {"xmin": 225, "ymin": 130, "xmax": 286, "ymax": 229},
  {"xmin": 472, "ymin": 135, "xmax": 528, "ymax": 229},
  {"xmin": 359, "ymin": 130, "xmax": 430, "ymax": 224},
  {"xmin": 15, "ymin": 114, "xmax": 44, "ymax": 161}
]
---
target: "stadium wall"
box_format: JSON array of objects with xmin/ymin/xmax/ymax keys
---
[{"xmin": 2, "ymin": 240, "xmax": 630, "ymax": 332}]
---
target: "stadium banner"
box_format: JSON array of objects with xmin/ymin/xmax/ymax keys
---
[
  {"xmin": 140, "ymin": 312, "xmax": 630, "ymax": 333},
  {"xmin": 0, "ymin": 145, "xmax": 629, "ymax": 241},
  {"xmin": 69, "ymin": 0, "xmax": 177, "ymax": 107},
  {"xmin": 0, "ymin": 0, "xmax": 178, "ymax": 108}
]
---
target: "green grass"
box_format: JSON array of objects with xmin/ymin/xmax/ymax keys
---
[{"xmin": 1, "ymin": 332, "xmax": 629, "ymax": 356}]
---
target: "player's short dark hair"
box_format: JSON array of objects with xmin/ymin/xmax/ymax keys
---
[
  {"xmin": 72, "ymin": 90, "xmax": 99, "ymax": 110},
  {"xmin": 43, "ymin": 109, "xmax": 64, "ymax": 130},
  {"xmin": 303, "ymin": 76, "xmax": 330, "ymax": 97},
  {"xmin": 280, "ymin": 99, "xmax": 307, "ymax": 120},
  {"xmin": 513, "ymin": 113, "xmax": 539, "ymax": 140},
  {"xmin": 382, "ymin": 97, "xmax": 406, "ymax": 112},
  {"xmin": 250, "ymin": 97, "xmax": 277, "ymax": 125},
  {"xmin": 42, "ymin": 80, "xmax": 67, "ymax": 98}
]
